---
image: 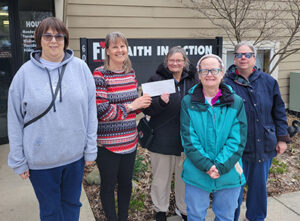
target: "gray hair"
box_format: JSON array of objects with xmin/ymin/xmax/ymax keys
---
[
  {"xmin": 164, "ymin": 46, "xmax": 190, "ymax": 70},
  {"xmin": 196, "ymin": 54, "xmax": 224, "ymax": 72},
  {"xmin": 234, "ymin": 41, "xmax": 256, "ymax": 55}
]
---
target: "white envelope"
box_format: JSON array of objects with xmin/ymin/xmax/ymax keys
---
[{"xmin": 141, "ymin": 79, "xmax": 176, "ymax": 97}]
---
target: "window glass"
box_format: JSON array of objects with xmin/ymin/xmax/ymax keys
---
[
  {"xmin": 19, "ymin": 0, "xmax": 54, "ymax": 62},
  {"xmin": 226, "ymin": 50, "xmax": 270, "ymax": 73},
  {"xmin": 0, "ymin": 1, "xmax": 10, "ymax": 141}
]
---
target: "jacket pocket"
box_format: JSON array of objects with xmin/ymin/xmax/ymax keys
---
[
  {"xmin": 263, "ymin": 125, "xmax": 277, "ymax": 152},
  {"xmin": 234, "ymin": 162, "xmax": 243, "ymax": 176}
]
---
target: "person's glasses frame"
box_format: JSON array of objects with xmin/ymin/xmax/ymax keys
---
[
  {"xmin": 168, "ymin": 59, "xmax": 185, "ymax": 64},
  {"xmin": 199, "ymin": 68, "xmax": 222, "ymax": 76},
  {"xmin": 234, "ymin": 52, "xmax": 255, "ymax": 59},
  {"xmin": 42, "ymin": 33, "xmax": 65, "ymax": 42}
]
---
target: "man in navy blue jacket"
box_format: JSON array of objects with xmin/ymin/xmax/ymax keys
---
[{"xmin": 225, "ymin": 41, "xmax": 290, "ymax": 221}]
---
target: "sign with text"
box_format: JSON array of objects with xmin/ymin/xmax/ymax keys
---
[
  {"xmin": 80, "ymin": 37, "xmax": 222, "ymax": 84},
  {"xmin": 19, "ymin": 11, "xmax": 53, "ymax": 62}
]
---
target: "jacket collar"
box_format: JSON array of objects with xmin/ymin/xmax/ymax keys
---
[
  {"xmin": 30, "ymin": 49, "xmax": 74, "ymax": 69},
  {"xmin": 191, "ymin": 82, "xmax": 234, "ymax": 106},
  {"xmin": 226, "ymin": 64, "xmax": 261, "ymax": 85}
]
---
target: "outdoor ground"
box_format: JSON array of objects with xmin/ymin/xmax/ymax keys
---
[{"xmin": 83, "ymin": 113, "xmax": 300, "ymax": 221}]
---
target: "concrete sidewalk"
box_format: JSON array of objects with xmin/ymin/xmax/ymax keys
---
[
  {"xmin": 0, "ymin": 144, "xmax": 94, "ymax": 221},
  {"xmin": 167, "ymin": 191, "xmax": 300, "ymax": 220},
  {"xmin": 1, "ymin": 143, "xmax": 299, "ymax": 221}
]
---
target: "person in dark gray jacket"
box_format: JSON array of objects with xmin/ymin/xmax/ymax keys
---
[{"xmin": 143, "ymin": 46, "xmax": 198, "ymax": 221}]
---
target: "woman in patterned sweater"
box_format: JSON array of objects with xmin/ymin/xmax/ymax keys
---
[{"xmin": 93, "ymin": 32, "xmax": 151, "ymax": 221}]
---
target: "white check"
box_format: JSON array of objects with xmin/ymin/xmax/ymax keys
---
[{"xmin": 141, "ymin": 79, "xmax": 176, "ymax": 97}]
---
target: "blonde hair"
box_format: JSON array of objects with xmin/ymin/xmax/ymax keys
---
[{"xmin": 104, "ymin": 32, "xmax": 132, "ymax": 73}]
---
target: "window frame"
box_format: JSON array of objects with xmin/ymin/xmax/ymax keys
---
[{"xmin": 222, "ymin": 41, "xmax": 280, "ymax": 80}]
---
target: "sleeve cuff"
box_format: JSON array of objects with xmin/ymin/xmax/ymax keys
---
[
  {"xmin": 125, "ymin": 104, "xmax": 132, "ymax": 113},
  {"xmin": 277, "ymin": 134, "xmax": 291, "ymax": 144},
  {"xmin": 13, "ymin": 164, "xmax": 29, "ymax": 175},
  {"xmin": 84, "ymin": 152, "xmax": 97, "ymax": 162}
]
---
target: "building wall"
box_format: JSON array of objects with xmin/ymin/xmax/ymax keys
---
[{"xmin": 65, "ymin": 0, "xmax": 300, "ymax": 106}]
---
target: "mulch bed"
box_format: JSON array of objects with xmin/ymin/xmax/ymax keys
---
[{"xmin": 83, "ymin": 113, "xmax": 300, "ymax": 221}]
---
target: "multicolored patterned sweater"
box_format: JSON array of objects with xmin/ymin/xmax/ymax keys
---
[{"xmin": 93, "ymin": 67, "xmax": 139, "ymax": 154}]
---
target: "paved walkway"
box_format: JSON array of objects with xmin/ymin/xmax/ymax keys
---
[
  {"xmin": 1, "ymin": 143, "xmax": 299, "ymax": 220},
  {"xmin": 0, "ymin": 144, "xmax": 93, "ymax": 220},
  {"xmin": 167, "ymin": 191, "xmax": 300, "ymax": 220}
]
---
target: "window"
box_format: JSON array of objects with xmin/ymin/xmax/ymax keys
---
[
  {"xmin": 19, "ymin": 0, "xmax": 54, "ymax": 62},
  {"xmin": 223, "ymin": 41, "xmax": 279, "ymax": 79},
  {"xmin": 226, "ymin": 50, "xmax": 270, "ymax": 72}
]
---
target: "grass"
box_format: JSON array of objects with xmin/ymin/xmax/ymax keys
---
[
  {"xmin": 129, "ymin": 191, "xmax": 146, "ymax": 213},
  {"xmin": 290, "ymin": 144, "xmax": 296, "ymax": 154},
  {"xmin": 133, "ymin": 154, "xmax": 148, "ymax": 181},
  {"xmin": 269, "ymin": 158, "xmax": 288, "ymax": 175}
]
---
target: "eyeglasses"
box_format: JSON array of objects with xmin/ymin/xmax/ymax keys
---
[
  {"xmin": 168, "ymin": 59, "xmax": 184, "ymax": 64},
  {"xmin": 234, "ymin": 52, "xmax": 255, "ymax": 59},
  {"xmin": 199, "ymin": 68, "xmax": 222, "ymax": 76},
  {"xmin": 42, "ymin": 33, "xmax": 65, "ymax": 42}
]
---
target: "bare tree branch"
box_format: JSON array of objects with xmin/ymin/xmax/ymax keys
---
[{"xmin": 183, "ymin": 0, "xmax": 300, "ymax": 74}]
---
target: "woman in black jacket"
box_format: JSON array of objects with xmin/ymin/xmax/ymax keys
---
[{"xmin": 143, "ymin": 46, "xmax": 198, "ymax": 221}]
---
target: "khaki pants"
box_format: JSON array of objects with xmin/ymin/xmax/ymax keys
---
[{"xmin": 150, "ymin": 151, "xmax": 187, "ymax": 215}]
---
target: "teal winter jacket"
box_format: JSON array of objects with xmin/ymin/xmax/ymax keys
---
[{"xmin": 180, "ymin": 83, "xmax": 247, "ymax": 192}]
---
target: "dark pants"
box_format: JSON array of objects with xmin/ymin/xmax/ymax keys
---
[
  {"xmin": 96, "ymin": 147, "xmax": 136, "ymax": 221},
  {"xmin": 234, "ymin": 158, "xmax": 273, "ymax": 221},
  {"xmin": 29, "ymin": 158, "xmax": 84, "ymax": 221}
]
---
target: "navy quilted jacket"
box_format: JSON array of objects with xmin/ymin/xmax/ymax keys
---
[{"xmin": 224, "ymin": 65, "xmax": 290, "ymax": 162}]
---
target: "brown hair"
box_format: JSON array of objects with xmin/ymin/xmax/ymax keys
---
[
  {"xmin": 104, "ymin": 32, "xmax": 132, "ymax": 73},
  {"xmin": 34, "ymin": 17, "xmax": 69, "ymax": 51}
]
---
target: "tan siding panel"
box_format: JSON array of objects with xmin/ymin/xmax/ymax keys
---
[
  {"xmin": 278, "ymin": 78, "xmax": 290, "ymax": 88},
  {"xmin": 68, "ymin": 0, "xmax": 185, "ymax": 7},
  {"xmin": 278, "ymin": 62, "xmax": 300, "ymax": 71},
  {"xmin": 68, "ymin": 16, "xmax": 213, "ymax": 28},
  {"xmin": 68, "ymin": 28, "xmax": 220, "ymax": 40},
  {"xmin": 282, "ymin": 53, "xmax": 300, "ymax": 62},
  {"xmin": 282, "ymin": 96, "xmax": 289, "ymax": 106},
  {"xmin": 280, "ymin": 86, "xmax": 289, "ymax": 96},
  {"xmin": 73, "ymin": 50, "xmax": 80, "ymax": 58},
  {"xmin": 68, "ymin": 4, "xmax": 200, "ymax": 18}
]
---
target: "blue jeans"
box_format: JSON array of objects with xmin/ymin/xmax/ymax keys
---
[
  {"xmin": 29, "ymin": 158, "xmax": 84, "ymax": 221},
  {"xmin": 185, "ymin": 183, "xmax": 241, "ymax": 221},
  {"xmin": 234, "ymin": 158, "xmax": 273, "ymax": 221}
]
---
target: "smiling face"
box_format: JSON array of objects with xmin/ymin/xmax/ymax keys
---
[
  {"xmin": 41, "ymin": 28, "xmax": 65, "ymax": 62},
  {"xmin": 234, "ymin": 45, "xmax": 256, "ymax": 73},
  {"xmin": 198, "ymin": 57, "xmax": 224, "ymax": 89},
  {"xmin": 106, "ymin": 38, "xmax": 128, "ymax": 70},
  {"xmin": 167, "ymin": 52, "xmax": 185, "ymax": 75}
]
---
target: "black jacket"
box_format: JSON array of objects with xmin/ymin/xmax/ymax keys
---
[{"xmin": 143, "ymin": 63, "xmax": 198, "ymax": 156}]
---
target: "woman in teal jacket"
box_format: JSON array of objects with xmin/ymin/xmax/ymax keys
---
[{"xmin": 180, "ymin": 54, "xmax": 247, "ymax": 221}]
